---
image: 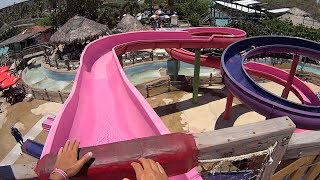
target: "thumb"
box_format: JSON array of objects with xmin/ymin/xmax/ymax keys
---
[
  {"xmin": 74, "ymin": 152, "xmax": 93, "ymax": 169},
  {"xmin": 123, "ymin": 178, "xmax": 130, "ymax": 180}
]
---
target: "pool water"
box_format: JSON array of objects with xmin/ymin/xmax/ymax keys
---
[
  {"xmin": 0, "ymin": 47, "xmax": 8, "ymax": 56},
  {"xmin": 124, "ymin": 61, "xmax": 217, "ymax": 85},
  {"xmin": 212, "ymin": 9, "xmax": 231, "ymax": 27},
  {"xmin": 128, "ymin": 69, "xmax": 162, "ymax": 85},
  {"xmin": 23, "ymin": 60, "xmax": 217, "ymax": 91},
  {"xmin": 22, "ymin": 61, "xmax": 75, "ymax": 92}
]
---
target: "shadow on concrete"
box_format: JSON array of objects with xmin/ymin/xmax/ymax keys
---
[
  {"xmin": 214, "ymin": 104, "xmax": 252, "ymax": 130},
  {"xmin": 154, "ymin": 86, "xmax": 228, "ymax": 117}
]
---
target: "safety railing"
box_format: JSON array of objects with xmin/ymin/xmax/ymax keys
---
[{"xmin": 3, "ymin": 117, "xmax": 320, "ymax": 179}]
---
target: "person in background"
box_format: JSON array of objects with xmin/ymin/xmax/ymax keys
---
[
  {"xmin": 11, "ymin": 126, "xmax": 24, "ymax": 145},
  {"xmin": 50, "ymin": 139, "xmax": 168, "ymax": 180}
]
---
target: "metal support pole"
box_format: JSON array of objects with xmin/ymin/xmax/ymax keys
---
[
  {"xmin": 192, "ymin": 49, "xmax": 201, "ymax": 104},
  {"xmin": 173, "ymin": 60, "xmax": 179, "ymax": 81},
  {"xmin": 281, "ymin": 55, "xmax": 300, "ymax": 99},
  {"xmin": 224, "ymin": 93, "xmax": 234, "ymax": 120}
]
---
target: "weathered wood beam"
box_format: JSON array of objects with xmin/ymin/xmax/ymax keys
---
[
  {"xmin": 283, "ymin": 131, "xmax": 320, "ymax": 160},
  {"xmin": 195, "ymin": 116, "xmax": 295, "ymax": 160}
]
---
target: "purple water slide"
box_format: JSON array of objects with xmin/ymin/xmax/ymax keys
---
[{"xmin": 222, "ymin": 36, "xmax": 320, "ymax": 130}]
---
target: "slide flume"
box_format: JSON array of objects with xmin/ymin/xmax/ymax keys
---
[
  {"xmin": 42, "ymin": 27, "xmax": 246, "ymax": 179},
  {"xmin": 222, "ymin": 36, "xmax": 320, "ymax": 130}
]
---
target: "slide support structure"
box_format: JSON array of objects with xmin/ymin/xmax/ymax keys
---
[
  {"xmin": 224, "ymin": 92, "xmax": 234, "ymax": 120},
  {"xmin": 281, "ymin": 55, "xmax": 300, "ymax": 99},
  {"xmin": 192, "ymin": 49, "xmax": 201, "ymax": 104},
  {"xmin": 173, "ymin": 60, "xmax": 180, "ymax": 81}
]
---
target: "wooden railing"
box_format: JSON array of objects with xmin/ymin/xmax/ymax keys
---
[{"xmin": 1, "ymin": 117, "xmax": 320, "ymax": 179}]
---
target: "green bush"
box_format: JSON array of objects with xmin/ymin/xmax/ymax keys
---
[
  {"xmin": 36, "ymin": 15, "xmax": 55, "ymax": 26},
  {"xmin": 227, "ymin": 19, "xmax": 320, "ymax": 41},
  {"xmin": 188, "ymin": 13, "xmax": 201, "ymax": 26}
]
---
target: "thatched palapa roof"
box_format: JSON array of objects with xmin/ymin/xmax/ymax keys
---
[
  {"xmin": 113, "ymin": 14, "xmax": 148, "ymax": 33},
  {"xmin": 50, "ymin": 15, "xmax": 110, "ymax": 44}
]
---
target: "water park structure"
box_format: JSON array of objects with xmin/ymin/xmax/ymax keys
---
[{"xmin": 3, "ymin": 27, "xmax": 320, "ymax": 179}]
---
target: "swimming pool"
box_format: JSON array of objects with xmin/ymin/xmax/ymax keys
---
[
  {"xmin": 22, "ymin": 60, "xmax": 217, "ymax": 91},
  {"xmin": 22, "ymin": 61, "xmax": 75, "ymax": 92},
  {"xmin": 124, "ymin": 61, "xmax": 217, "ymax": 85}
]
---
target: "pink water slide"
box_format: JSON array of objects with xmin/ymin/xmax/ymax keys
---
[{"xmin": 42, "ymin": 27, "xmax": 246, "ymax": 179}]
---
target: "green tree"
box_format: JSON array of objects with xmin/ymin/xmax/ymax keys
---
[
  {"xmin": 56, "ymin": 0, "xmax": 102, "ymax": 26},
  {"xmin": 36, "ymin": 15, "xmax": 55, "ymax": 26},
  {"xmin": 122, "ymin": 0, "xmax": 144, "ymax": 15},
  {"xmin": 172, "ymin": 0, "xmax": 210, "ymax": 24},
  {"xmin": 97, "ymin": 3, "xmax": 122, "ymax": 28},
  {"xmin": 228, "ymin": 19, "xmax": 320, "ymax": 42}
]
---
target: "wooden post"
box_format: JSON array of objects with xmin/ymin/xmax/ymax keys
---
[
  {"xmin": 21, "ymin": 84, "xmax": 26, "ymax": 94},
  {"xmin": 146, "ymin": 85, "xmax": 150, "ymax": 98},
  {"xmin": 151, "ymin": 50, "xmax": 154, "ymax": 61},
  {"xmin": 55, "ymin": 59, "xmax": 59, "ymax": 69},
  {"xmin": 66, "ymin": 60, "xmax": 70, "ymax": 70},
  {"xmin": 58, "ymin": 90, "xmax": 64, "ymax": 103},
  {"xmin": 259, "ymin": 118, "xmax": 296, "ymax": 179},
  {"xmin": 173, "ymin": 60, "xmax": 179, "ymax": 81},
  {"xmin": 192, "ymin": 49, "xmax": 201, "ymax": 104},
  {"xmin": 31, "ymin": 89, "xmax": 36, "ymax": 98},
  {"xmin": 44, "ymin": 89, "xmax": 50, "ymax": 101}
]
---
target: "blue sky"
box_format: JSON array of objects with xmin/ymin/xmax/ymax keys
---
[{"xmin": 0, "ymin": 0, "xmax": 27, "ymax": 9}]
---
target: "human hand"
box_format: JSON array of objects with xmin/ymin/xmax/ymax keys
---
[
  {"xmin": 49, "ymin": 139, "xmax": 92, "ymax": 180},
  {"xmin": 124, "ymin": 158, "xmax": 168, "ymax": 180}
]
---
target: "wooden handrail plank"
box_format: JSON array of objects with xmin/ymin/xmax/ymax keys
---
[
  {"xmin": 283, "ymin": 131, "xmax": 320, "ymax": 160},
  {"xmin": 195, "ymin": 116, "xmax": 295, "ymax": 160}
]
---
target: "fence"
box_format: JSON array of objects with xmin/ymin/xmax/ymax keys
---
[
  {"xmin": 121, "ymin": 50, "xmax": 170, "ymax": 67},
  {"xmin": 4, "ymin": 117, "xmax": 320, "ymax": 179},
  {"xmin": 19, "ymin": 83, "xmax": 69, "ymax": 104},
  {"xmin": 45, "ymin": 57, "xmax": 80, "ymax": 71},
  {"xmin": 136, "ymin": 74, "xmax": 221, "ymax": 98}
]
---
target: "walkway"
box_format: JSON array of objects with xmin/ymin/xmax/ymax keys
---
[{"xmin": 0, "ymin": 114, "xmax": 51, "ymax": 166}]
